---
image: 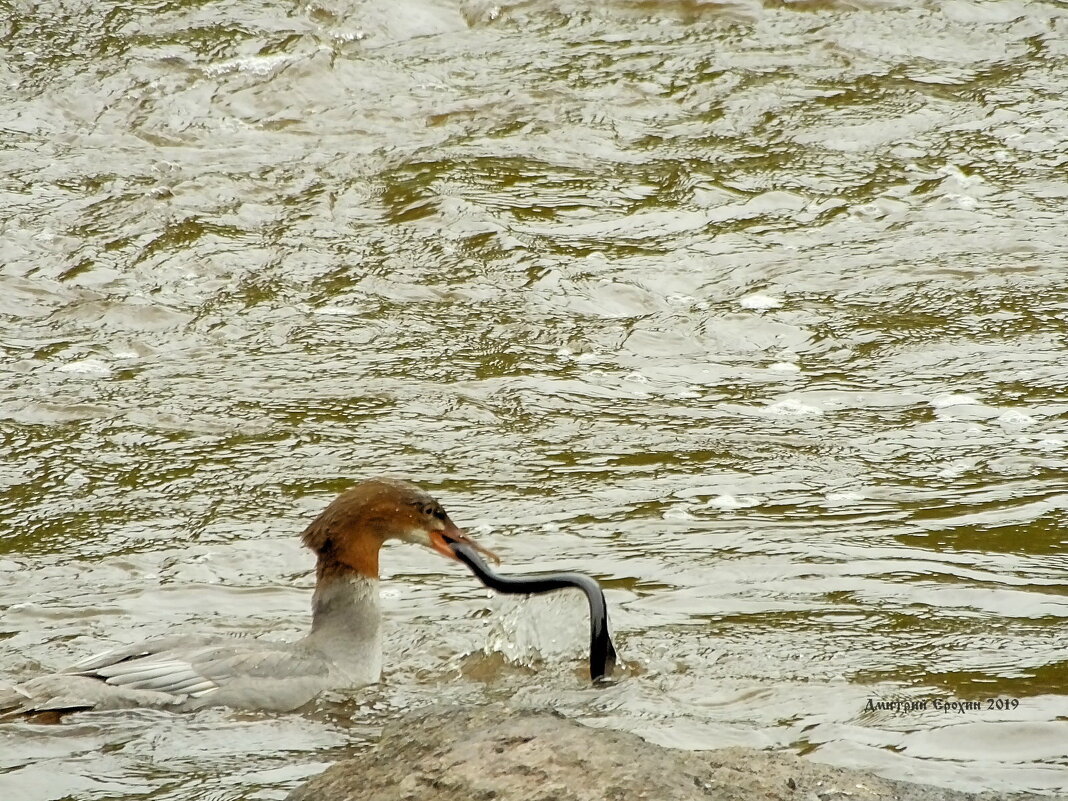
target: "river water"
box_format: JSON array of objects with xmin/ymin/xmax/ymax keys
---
[{"xmin": 1, "ymin": 0, "xmax": 1067, "ymax": 798}]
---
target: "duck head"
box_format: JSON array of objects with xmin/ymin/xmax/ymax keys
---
[{"xmin": 301, "ymin": 478, "xmax": 498, "ymax": 580}]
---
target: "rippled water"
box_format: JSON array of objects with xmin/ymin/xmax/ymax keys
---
[{"xmin": 2, "ymin": 0, "xmax": 1067, "ymax": 798}]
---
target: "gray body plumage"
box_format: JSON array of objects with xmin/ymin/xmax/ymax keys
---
[{"xmin": 1, "ymin": 575, "xmax": 383, "ymax": 716}]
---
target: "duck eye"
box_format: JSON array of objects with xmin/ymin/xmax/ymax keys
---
[{"xmin": 416, "ymin": 502, "xmax": 447, "ymax": 521}]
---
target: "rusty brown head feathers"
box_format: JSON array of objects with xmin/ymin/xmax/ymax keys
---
[{"xmin": 300, "ymin": 478, "xmax": 498, "ymax": 579}]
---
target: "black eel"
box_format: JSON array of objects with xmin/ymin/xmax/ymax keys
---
[{"xmin": 446, "ymin": 538, "xmax": 617, "ymax": 682}]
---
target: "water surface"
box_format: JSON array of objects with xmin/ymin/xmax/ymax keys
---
[{"xmin": 2, "ymin": 0, "xmax": 1067, "ymax": 798}]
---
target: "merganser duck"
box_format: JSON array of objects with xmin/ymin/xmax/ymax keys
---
[{"xmin": 0, "ymin": 478, "xmax": 497, "ymax": 717}]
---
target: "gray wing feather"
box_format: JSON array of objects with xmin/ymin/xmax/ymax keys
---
[
  {"xmin": 3, "ymin": 636, "xmax": 335, "ymax": 715},
  {"xmin": 73, "ymin": 642, "xmax": 330, "ymax": 700},
  {"xmin": 68, "ymin": 634, "xmax": 234, "ymax": 672}
]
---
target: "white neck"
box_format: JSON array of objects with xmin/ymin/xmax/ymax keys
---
[{"xmin": 302, "ymin": 574, "xmax": 383, "ymax": 684}]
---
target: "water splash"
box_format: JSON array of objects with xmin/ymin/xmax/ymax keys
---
[{"xmin": 482, "ymin": 589, "xmax": 591, "ymax": 668}]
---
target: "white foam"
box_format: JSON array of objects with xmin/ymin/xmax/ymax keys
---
[
  {"xmin": 765, "ymin": 398, "xmax": 822, "ymax": 416},
  {"xmin": 55, "ymin": 358, "xmax": 111, "ymax": 377},
  {"xmin": 943, "ymin": 193, "xmax": 978, "ymax": 210},
  {"xmin": 739, "ymin": 293, "xmax": 782, "ymax": 310},
  {"xmin": 930, "ymin": 394, "xmax": 979, "ymax": 408},
  {"xmin": 825, "ymin": 491, "xmax": 865, "ymax": 503},
  {"xmin": 996, "ymin": 410, "xmax": 1035, "ymax": 427},
  {"xmin": 204, "ymin": 53, "xmax": 291, "ymax": 77},
  {"xmin": 64, "ymin": 470, "xmax": 89, "ymax": 488},
  {"xmin": 937, "ymin": 164, "xmax": 984, "ymax": 186},
  {"xmin": 706, "ymin": 494, "xmax": 742, "ymax": 510},
  {"xmin": 314, "ymin": 306, "xmax": 356, "ymax": 316},
  {"xmin": 705, "ymin": 494, "xmax": 761, "ymax": 510},
  {"xmin": 850, "ymin": 202, "xmax": 889, "ymax": 219},
  {"xmin": 938, "ymin": 465, "xmax": 968, "ymax": 479},
  {"xmin": 662, "ymin": 506, "xmax": 696, "ymax": 521}
]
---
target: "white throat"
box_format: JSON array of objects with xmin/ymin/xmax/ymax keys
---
[{"xmin": 303, "ymin": 574, "xmax": 383, "ymax": 684}]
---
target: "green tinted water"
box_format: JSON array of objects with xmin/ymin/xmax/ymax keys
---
[{"xmin": 2, "ymin": 0, "xmax": 1067, "ymax": 798}]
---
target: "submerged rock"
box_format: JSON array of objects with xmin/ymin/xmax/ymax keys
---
[{"xmin": 287, "ymin": 705, "xmax": 1059, "ymax": 801}]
